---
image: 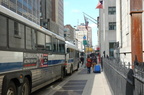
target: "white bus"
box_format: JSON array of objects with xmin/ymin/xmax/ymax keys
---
[
  {"xmin": 65, "ymin": 41, "xmax": 80, "ymax": 75},
  {"xmin": 0, "ymin": 5, "xmax": 67, "ymax": 95}
]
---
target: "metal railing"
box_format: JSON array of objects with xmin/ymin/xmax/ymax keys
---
[{"xmin": 102, "ymin": 58, "xmax": 144, "ymax": 95}]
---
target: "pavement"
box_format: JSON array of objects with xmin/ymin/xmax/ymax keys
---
[{"xmin": 46, "ymin": 64, "xmax": 113, "ymax": 95}]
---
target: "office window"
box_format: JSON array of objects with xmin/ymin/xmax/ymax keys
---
[
  {"xmin": 109, "ymin": 22, "xmax": 116, "ymax": 30},
  {"xmin": 109, "ymin": 42, "xmax": 115, "ymax": 57},
  {"xmin": 108, "ymin": 7, "xmax": 116, "ymax": 15}
]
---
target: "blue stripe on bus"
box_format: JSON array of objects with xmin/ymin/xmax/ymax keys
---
[
  {"xmin": 48, "ymin": 59, "xmax": 65, "ymax": 65},
  {"xmin": 0, "ymin": 62, "xmax": 23, "ymax": 72},
  {"xmin": 68, "ymin": 59, "xmax": 74, "ymax": 63},
  {"xmin": 0, "ymin": 59, "xmax": 65, "ymax": 72}
]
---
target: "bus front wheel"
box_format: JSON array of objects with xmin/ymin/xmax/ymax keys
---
[
  {"xmin": 22, "ymin": 78, "xmax": 30, "ymax": 95},
  {"xmin": 6, "ymin": 81, "xmax": 17, "ymax": 95}
]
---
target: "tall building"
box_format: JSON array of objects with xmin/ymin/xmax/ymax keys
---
[
  {"xmin": 0, "ymin": 0, "xmax": 41, "ymax": 24},
  {"xmin": 98, "ymin": 0, "xmax": 116, "ymax": 58},
  {"xmin": 56, "ymin": 0, "xmax": 64, "ymax": 37},
  {"xmin": 40, "ymin": 0, "xmax": 64, "ymax": 37},
  {"xmin": 76, "ymin": 23, "xmax": 92, "ymax": 51}
]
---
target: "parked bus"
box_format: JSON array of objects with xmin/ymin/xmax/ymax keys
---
[
  {"xmin": 0, "ymin": 5, "xmax": 69, "ymax": 95},
  {"xmin": 65, "ymin": 41, "xmax": 80, "ymax": 75}
]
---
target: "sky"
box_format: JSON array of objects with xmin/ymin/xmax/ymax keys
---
[{"xmin": 64, "ymin": 0, "xmax": 100, "ymax": 47}]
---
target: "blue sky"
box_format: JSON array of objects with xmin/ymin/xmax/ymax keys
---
[{"xmin": 64, "ymin": 0, "xmax": 100, "ymax": 46}]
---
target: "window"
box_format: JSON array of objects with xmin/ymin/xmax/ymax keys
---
[
  {"xmin": 109, "ymin": 42, "xmax": 115, "ymax": 57},
  {"xmin": 109, "ymin": 22, "xmax": 116, "ymax": 30},
  {"xmin": 14, "ymin": 22, "xmax": 21, "ymax": 36},
  {"xmin": 53, "ymin": 38, "xmax": 58, "ymax": 52},
  {"xmin": 31, "ymin": 29, "xmax": 37, "ymax": 50},
  {"xmin": 64, "ymin": 34, "xmax": 66, "ymax": 37},
  {"xmin": 37, "ymin": 31, "xmax": 45, "ymax": 50},
  {"xmin": 9, "ymin": 19, "xmax": 24, "ymax": 49},
  {"xmin": 26, "ymin": 26, "xmax": 32, "ymax": 49},
  {"xmin": 46, "ymin": 35, "xmax": 52, "ymax": 51},
  {"xmin": 0, "ymin": 15, "xmax": 7, "ymax": 47},
  {"xmin": 108, "ymin": 7, "xmax": 116, "ymax": 15},
  {"xmin": 58, "ymin": 40, "xmax": 65, "ymax": 53},
  {"xmin": 69, "ymin": 49, "xmax": 74, "ymax": 58}
]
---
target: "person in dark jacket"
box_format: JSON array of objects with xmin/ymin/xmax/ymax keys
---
[{"xmin": 80, "ymin": 56, "xmax": 84, "ymax": 66}]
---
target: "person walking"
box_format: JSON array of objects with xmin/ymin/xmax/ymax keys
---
[
  {"xmin": 86, "ymin": 55, "xmax": 92, "ymax": 74},
  {"xmin": 80, "ymin": 56, "xmax": 84, "ymax": 66}
]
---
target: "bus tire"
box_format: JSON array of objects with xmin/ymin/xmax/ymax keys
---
[
  {"xmin": 22, "ymin": 78, "xmax": 30, "ymax": 95},
  {"xmin": 59, "ymin": 69, "xmax": 65, "ymax": 81},
  {"xmin": 6, "ymin": 81, "xmax": 17, "ymax": 95}
]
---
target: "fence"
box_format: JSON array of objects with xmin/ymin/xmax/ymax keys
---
[{"xmin": 102, "ymin": 58, "xmax": 144, "ymax": 95}]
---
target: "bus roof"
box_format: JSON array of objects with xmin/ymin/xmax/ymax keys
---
[
  {"xmin": 0, "ymin": 5, "xmax": 65, "ymax": 41},
  {"xmin": 65, "ymin": 41, "xmax": 79, "ymax": 50}
]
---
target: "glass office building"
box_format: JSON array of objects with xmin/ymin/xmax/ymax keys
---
[{"xmin": 0, "ymin": 0, "xmax": 41, "ymax": 24}]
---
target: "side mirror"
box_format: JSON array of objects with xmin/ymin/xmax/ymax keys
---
[{"xmin": 67, "ymin": 48, "xmax": 70, "ymax": 53}]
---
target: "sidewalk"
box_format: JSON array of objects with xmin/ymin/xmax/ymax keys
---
[
  {"xmin": 79, "ymin": 68, "xmax": 112, "ymax": 95},
  {"xmin": 91, "ymin": 70, "xmax": 112, "ymax": 95},
  {"xmin": 47, "ymin": 67, "xmax": 113, "ymax": 95}
]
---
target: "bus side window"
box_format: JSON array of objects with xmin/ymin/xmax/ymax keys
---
[
  {"xmin": 9, "ymin": 19, "xmax": 24, "ymax": 49},
  {"xmin": 53, "ymin": 38, "xmax": 58, "ymax": 52},
  {"xmin": 31, "ymin": 29, "xmax": 37, "ymax": 50},
  {"xmin": 59, "ymin": 40, "xmax": 65, "ymax": 53},
  {"xmin": 46, "ymin": 35, "xmax": 52, "ymax": 51},
  {"xmin": 37, "ymin": 31, "xmax": 45, "ymax": 50},
  {"xmin": 26, "ymin": 26, "xmax": 32, "ymax": 50},
  {"xmin": 0, "ymin": 15, "xmax": 7, "ymax": 47}
]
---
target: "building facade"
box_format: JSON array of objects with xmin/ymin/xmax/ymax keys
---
[
  {"xmin": 56, "ymin": 0, "xmax": 64, "ymax": 37},
  {"xmin": 64, "ymin": 24, "xmax": 75, "ymax": 43},
  {"xmin": 98, "ymin": 0, "xmax": 116, "ymax": 58},
  {"xmin": 40, "ymin": 0, "xmax": 64, "ymax": 37},
  {"xmin": 76, "ymin": 23, "xmax": 92, "ymax": 51},
  {"xmin": 116, "ymin": 0, "xmax": 144, "ymax": 67},
  {"xmin": 0, "ymin": 0, "xmax": 41, "ymax": 24}
]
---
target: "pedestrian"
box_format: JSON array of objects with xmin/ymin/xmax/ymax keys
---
[
  {"xmin": 91, "ymin": 54, "xmax": 97, "ymax": 71},
  {"xmin": 86, "ymin": 55, "xmax": 92, "ymax": 73},
  {"xmin": 80, "ymin": 56, "xmax": 84, "ymax": 66}
]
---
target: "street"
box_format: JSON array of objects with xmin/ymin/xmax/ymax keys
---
[{"xmin": 31, "ymin": 72, "xmax": 77, "ymax": 95}]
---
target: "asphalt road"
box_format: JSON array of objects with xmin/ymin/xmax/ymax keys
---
[{"xmin": 31, "ymin": 73, "xmax": 75, "ymax": 95}]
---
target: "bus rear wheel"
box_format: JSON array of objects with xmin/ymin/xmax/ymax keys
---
[
  {"xmin": 22, "ymin": 78, "xmax": 30, "ymax": 95},
  {"xmin": 6, "ymin": 81, "xmax": 17, "ymax": 95}
]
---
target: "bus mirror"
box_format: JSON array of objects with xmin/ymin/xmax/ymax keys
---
[{"xmin": 67, "ymin": 48, "xmax": 70, "ymax": 53}]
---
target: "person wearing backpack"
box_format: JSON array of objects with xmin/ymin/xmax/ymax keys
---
[{"xmin": 86, "ymin": 55, "xmax": 92, "ymax": 73}]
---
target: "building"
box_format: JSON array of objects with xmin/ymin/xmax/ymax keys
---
[
  {"xmin": 56, "ymin": 0, "xmax": 64, "ymax": 37},
  {"xmin": 76, "ymin": 23, "xmax": 92, "ymax": 51},
  {"xmin": 116, "ymin": 0, "xmax": 143, "ymax": 67},
  {"xmin": 98, "ymin": 0, "xmax": 116, "ymax": 58},
  {"xmin": 40, "ymin": 0, "xmax": 64, "ymax": 37},
  {"xmin": 64, "ymin": 24, "xmax": 75, "ymax": 43},
  {"xmin": 0, "ymin": 0, "xmax": 41, "ymax": 24}
]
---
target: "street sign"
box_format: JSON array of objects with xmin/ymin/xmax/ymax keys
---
[
  {"xmin": 83, "ymin": 40, "xmax": 87, "ymax": 45},
  {"xmin": 83, "ymin": 35, "xmax": 86, "ymax": 40}
]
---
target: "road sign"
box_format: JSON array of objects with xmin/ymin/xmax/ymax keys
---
[
  {"xmin": 83, "ymin": 35, "xmax": 86, "ymax": 40},
  {"xmin": 83, "ymin": 40, "xmax": 87, "ymax": 45}
]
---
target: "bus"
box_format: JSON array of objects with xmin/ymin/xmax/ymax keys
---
[
  {"xmin": 65, "ymin": 41, "xmax": 80, "ymax": 75},
  {"xmin": 0, "ymin": 5, "xmax": 75, "ymax": 95}
]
